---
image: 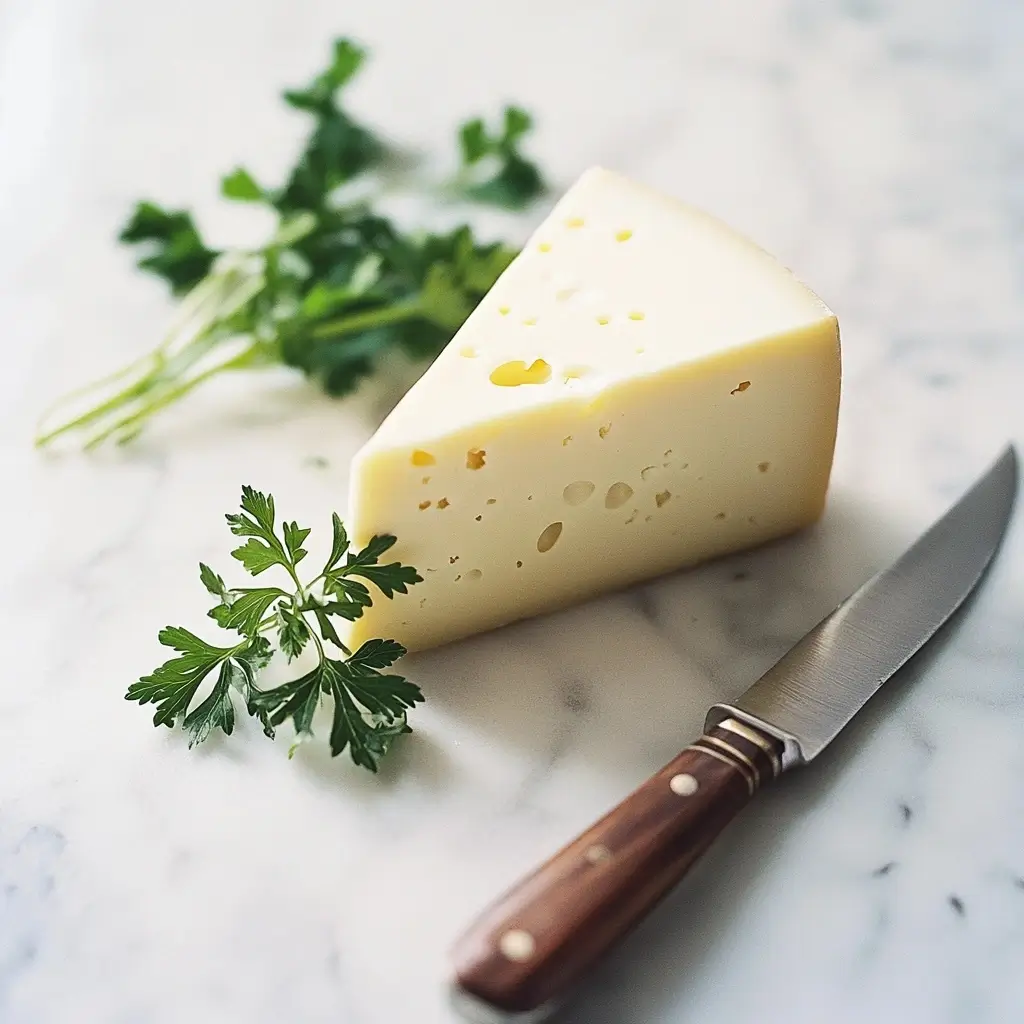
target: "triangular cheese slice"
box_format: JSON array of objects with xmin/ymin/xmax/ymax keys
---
[{"xmin": 347, "ymin": 167, "xmax": 840, "ymax": 651}]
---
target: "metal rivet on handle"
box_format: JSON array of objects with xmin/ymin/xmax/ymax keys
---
[
  {"xmin": 499, "ymin": 929, "xmax": 536, "ymax": 962},
  {"xmin": 669, "ymin": 773, "xmax": 699, "ymax": 796}
]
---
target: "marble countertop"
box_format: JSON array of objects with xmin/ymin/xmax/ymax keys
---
[{"xmin": 2, "ymin": 0, "xmax": 1023, "ymax": 1021}]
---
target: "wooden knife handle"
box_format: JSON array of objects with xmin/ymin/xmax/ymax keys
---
[{"xmin": 450, "ymin": 718, "xmax": 784, "ymax": 1016}]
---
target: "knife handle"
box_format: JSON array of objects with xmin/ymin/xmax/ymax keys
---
[{"xmin": 450, "ymin": 718, "xmax": 784, "ymax": 1017}]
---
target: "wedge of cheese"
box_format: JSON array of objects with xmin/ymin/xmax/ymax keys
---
[{"xmin": 347, "ymin": 167, "xmax": 841, "ymax": 651}]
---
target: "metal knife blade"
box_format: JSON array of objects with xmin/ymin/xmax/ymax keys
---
[
  {"xmin": 707, "ymin": 443, "xmax": 1018, "ymax": 766},
  {"xmin": 451, "ymin": 445, "xmax": 1019, "ymax": 1020}
]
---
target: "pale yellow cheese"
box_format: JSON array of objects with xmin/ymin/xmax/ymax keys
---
[{"xmin": 347, "ymin": 167, "xmax": 841, "ymax": 651}]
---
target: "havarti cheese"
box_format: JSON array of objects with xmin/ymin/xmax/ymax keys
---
[{"xmin": 346, "ymin": 167, "xmax": 841, "ymax": 651}]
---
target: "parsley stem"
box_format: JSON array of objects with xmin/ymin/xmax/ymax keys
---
[
  {"xmin": 34, "ymin": 351, "xmax": 160, "ymax": 441},
  {"xmin": 283, "ymin": 566, "xmax": 306, "ymax": 602},
  {"xmin": 82, "ymin": 343, "xmax": 263, "ymax": 449},
  {"xmin": 309, "ymin": 296, "xmax": 423, "ymax": 340},
  {"xmin": 36, "ymin": 261, "xmax": 264, "ymax": 448},
  {"xmin": 35, "ymin": 360, "xmax": 164, "ymax": 447},
  {"xmin": 302, "ymin": 611, "xmax": 327, "ymax": 668}
]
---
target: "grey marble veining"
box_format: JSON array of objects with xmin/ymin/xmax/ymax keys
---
[{"xmin": 2, "ymin": 0, "xmax": 1023, "ymax": 1022}]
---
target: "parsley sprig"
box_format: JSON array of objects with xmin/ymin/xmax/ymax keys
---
[
  {"xmin": 126, "ymin": 486, "xmax": 423, "ymax": 772},
  {"xmin": 457, "ymin": 106, "xmax": 545, "ymax": 208},
  {"xmin": 35, "ymin": 38, "xmax": 546, "ymax": 449}
]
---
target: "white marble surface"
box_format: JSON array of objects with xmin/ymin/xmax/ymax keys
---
[{"xmin": 2, "ymin": 0, "xmax": 1024, "ymax": 1021}]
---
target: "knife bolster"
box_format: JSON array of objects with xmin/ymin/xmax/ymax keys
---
[
  {"xmin": 706, "ymin": 704, "xmax": 805, "ymax": 770},
  {"xmin": 697, "ymin": 718, "xmax": 784, "ymax": 792}
]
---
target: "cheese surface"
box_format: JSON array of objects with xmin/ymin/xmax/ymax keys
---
[{"xmin": 347, "ymin": 167, "xmax": 841, "ymax": 651}]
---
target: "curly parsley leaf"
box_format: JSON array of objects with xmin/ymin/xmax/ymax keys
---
[
  {"xmin": 311, "ymin": 605, "xmax": 346, "ymax": 651},
  {"xmin": 457, "ymin": 105, "xmax": 545, "ymax": 209},
  {"xmin": 127, "ymin": 489, "xmax": 422, "ymax": 771},
  {"xmin": 277, "ymin": 603, "xmax": 311, "ymax": 661},
  {"xmin": 321, "ymin": 657, "xmax": 422, "ymax": 770},
  {"xmin": 283, "ymin": 521, "xmax": 310, "ymax": 566},
  {"xmin": 282, "ymin": 37, "xmax": 367, "ymax": 113},
  {"xmin": 352, "ymin": 563, "xmax": 420, "ymax": 599},
  {"xmin": 324, "ymin": 513, "xmax": 350, "ymax": 574},
  {"xmin": 199, "ymin": 562, "xmax": 228, "ymax": 599},
  {"xmin": 347, "ymin": 638, "xmax": 406, "ymax": 671},
  {"xmin": 209, "ymin": 587, "xmax": 285, "ymax": 636},
  {"xmin": 126, "ymin": 628, "xmax": 271, "ymax": 743},
  {"xmin": 321, "ymin": 583, "xmax": 374, "ymax": 621},
  {"xmin": 226, "ymin": 486, "xmax": 297, "ymax": 578},
  {"xmin": 221, "ymin": 167, "xmax": 265, "ymax": 202},
  {"xmin": 277, "ymin": 39, "xmax": 384, "ymax": 212},
  {"xmin": 118, "ymin": 200, "xmax": 221, "ymax": 295},
  {"xmin": 250, "ymin": 664, "xmax": 322, "ymax": 740}
]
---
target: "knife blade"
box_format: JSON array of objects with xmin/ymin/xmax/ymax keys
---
[{"xmin": 450, "ymin": 444, "xmax": 1018, "ymax": 1022}]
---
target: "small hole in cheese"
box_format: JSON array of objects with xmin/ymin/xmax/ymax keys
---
[
  {"xmin": 475, "ymin": 514, "xmax": 482, "ymax": 522},
  {"xmin": 516, "ymin": 560, "xmax": 523, "ymax": 568},
  {"xmin": 731, "ymin": 381, "xmax": 752, "ymax": 394},
  {"xmin": 411, "ymin": 450, "xmax": 436, "ymax": 467},
  {"xmin": 616, "ymin": 229, "xmax": 633, "ymax": 242},
  {"xmin": 605, "ymin": 482, "xmax": 634, "ymax": 509},
  {"xmin": 487, "ymin": 498, "xmax": 497, "ymax": 505},
  {"xmin": 437, "ymin": 497, "xmax": 450, "ymax": 509},
  {"xmin": 490, "ymin": 359, "xmax": 552, "ymax": 387},
  {"xmin": 418, "ymin": 500, "xmax": 431, "ymax": 510},
  {"xmin": 599, "ymin": 423, "xmax": 612, "ymax": 439},
  {"xmin": 563, "ymin": 436, "xmax": 573, "ymax": 446},
  {"xmin": 758, "ymin": 461, "xmax": 771, "ymax": 473},
  {"xmin": 640, "ymin": 466, "xmax": 657, "ymax": 481},
  {"xmin": 655, "ymin": 491, "xmax": 672, "ymax": 508},
  {"xmin": 464, "ymin": 569, "xmax": 483, "ymax": 582},
  {"xmin": 537, "ymin": 522, "xmax": 563, "ymax": 553},
  {"xmin": 449, "ymin": 556, "xmax": 459, "ymax": 564},
  {"xmin": 715, "ymin": 512, "xmax": 727, "ymax": 520},
  {"xmin": 466, "ymin": 448, "xmax": 486, "ymax": 470},
  {"xmin": 563, "ymin": 481, "xmax": 596, "ymax": 506},
  {"xmin": 421, "ymin": 476, "xmax": 431, "ymax": 485}
]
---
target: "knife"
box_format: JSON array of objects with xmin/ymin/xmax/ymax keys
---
[{"xmin": 449, "ymin": 444, "xmax": 1019, "ymax": 1022}]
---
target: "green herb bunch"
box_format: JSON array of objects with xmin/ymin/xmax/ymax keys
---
[
  {"xmin": 127, "ymin": 486, "xmax": 423, "ymax": 772},
  {"xmin": 37, "ymin": 38, "xmax": 545, "ymax": 449}
]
